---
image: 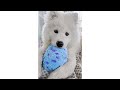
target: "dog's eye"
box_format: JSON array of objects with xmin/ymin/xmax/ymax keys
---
[
  {"xmin": 65, "ymin": 32, "xmax": 69, "ymax": 36},
  {"xmin": 54, "ymin": 30, "xmax": 58, "ymax": 33}
]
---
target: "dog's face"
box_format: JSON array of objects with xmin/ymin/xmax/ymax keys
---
[
  {"xmin": 44, "ymin": 11, "xmax": 78, "ymax": 48},
  {"xmin": 50, "ymin": 24, "xmax": 70, "ymax": 48}
]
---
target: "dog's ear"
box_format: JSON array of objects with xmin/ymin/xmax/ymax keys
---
[
  {"xmin": 44, "ymin": 11, "xmax": 60, "ymax": 23},
  {"xmin": 72, "ymin": 13, "xmax": 78, "ymax": 24},
  {"xmin": 47, "ymin": 11, "xmax": 59, "ymax": 20}
]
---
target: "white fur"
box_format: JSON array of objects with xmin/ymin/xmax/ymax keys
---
[{"xmin": 39, "ymin": 11, "xmax": 81, "ymax": 79}]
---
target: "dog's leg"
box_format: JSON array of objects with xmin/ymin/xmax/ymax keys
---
[{"xmin": 48, "ymin": 48, "xmax": 76, "ymax": 79}]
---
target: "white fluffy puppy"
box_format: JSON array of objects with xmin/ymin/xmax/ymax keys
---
[{"xmin": 39, "ymin": 11, "xmax": 80, "ymax": 79}]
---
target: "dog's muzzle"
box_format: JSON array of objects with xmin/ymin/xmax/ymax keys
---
[{"xmin": 56, "ymin": 41, "xmax": 64, "ymax": 48}]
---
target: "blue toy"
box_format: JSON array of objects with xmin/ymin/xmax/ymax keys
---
[{"xmin": 42, "ymin": 44, "xmax": 68, "ymax": 72}]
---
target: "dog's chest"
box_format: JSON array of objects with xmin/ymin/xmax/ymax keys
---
[{"xmin": 42, "ymin": 44, "xmax": 68, "ymax": 72}]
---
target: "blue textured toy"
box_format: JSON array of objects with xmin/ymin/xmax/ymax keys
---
[{"xmin": 42, "ymin": 44, "xmax": 68, "ymax": 72}]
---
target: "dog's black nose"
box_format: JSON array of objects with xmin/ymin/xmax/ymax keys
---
[{"xmin": 56, "ymin": 41, "xmax": 64, "ymax": 47}]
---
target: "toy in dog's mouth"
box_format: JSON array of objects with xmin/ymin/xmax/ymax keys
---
[{"xmin": 42, "ymin": 44, "xmax": 68, "ymax": 72}]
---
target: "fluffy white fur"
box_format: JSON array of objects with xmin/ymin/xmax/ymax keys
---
[{"xmin": 39, "ymin": 11, "xmax": 80, "ymax": 79}]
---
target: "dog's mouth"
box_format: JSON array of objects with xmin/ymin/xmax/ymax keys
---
[{"xmin": 56, "ymin": 46, "xmax": 63, "ymax": 48}]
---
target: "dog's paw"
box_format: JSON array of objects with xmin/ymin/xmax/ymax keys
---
[
  {"xmin": 47, "ymin": 71, "xmax": 66, "ymax": 79},
  {"xmin": 47, "ymin": 73, "xmax": 60, "ymax": 79}
]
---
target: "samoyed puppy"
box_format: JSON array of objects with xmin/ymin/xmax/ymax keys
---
[{"xmin": 39, "ymin": 11, "xmax": 81, "ymax": 79}]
